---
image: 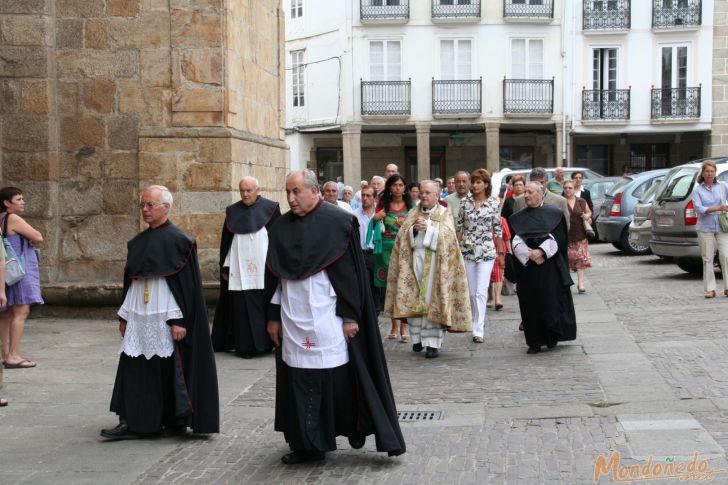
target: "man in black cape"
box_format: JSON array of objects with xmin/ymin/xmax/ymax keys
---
[
  {"xmin": 101, "ymin": 185, "xmax": 219, "ymax": 440},
  {"xmin": 265, "ymin": 170, "xmax": 405, "ymax": 464},
  {"xmin": 212, "ymin": 176, "xmax": 280, "ymax": 358},
  {"xmin": 510, "ymin": 182, "xmax": 577, "ymax": 354}
]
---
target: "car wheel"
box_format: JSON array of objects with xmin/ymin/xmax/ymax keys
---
[
  {"xmin": 676, "ymin": 257, "xmax": 702, "ymax": 275},
  {"xmin": 612, "ymin": 242, "xmax": 624, "ymax": 251},
  {"xmin": 619, "ymin": 227, "xmax": 651, "ymax": 256}
]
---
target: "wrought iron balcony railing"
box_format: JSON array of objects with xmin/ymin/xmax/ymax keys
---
[
  {"xmin": 583, "ymin": 0, "xmax": 631, "ymax": 30},
  {"xmin": 432, "ymin": 78, "xmax": 482, "ymax": 115},
  {"xmin": 360, "ymin": 0, "xmax": 409, "ymax": 21},
  {"xmin": 653, "ymin": 0, "xmax": 701, "ymax": 28},
  {"xmin": 432, "ymin": 0, "xmax": 481, "ymax": 19},
  {"xmin": 582, "ymin": 88, "xmax": 630, "ymax": 120},
  {"xmin": 503, "ymin": 78, "xmax": 554, "ymax": 114},
  {"xmin": 651, "ymin": 86, "xmax": 701, "ymax": 119},
  {"xmin": 361, "ymin": 80, "xmax": 411, "ymax": 116},
  {"xmin": 503, "ymin": 0, "xmax": 554, "ymax": 19}
]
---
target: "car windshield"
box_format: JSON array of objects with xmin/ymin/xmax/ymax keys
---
[
  {"xmin": 587, "ymin": 179, "xmax": 619, "ymax": 198},
  {"xmin": 637, "ymin": 180, "xmax": 662, "ymax": 203},
  {"xmin": 606, "ymin": 177, "xmax": 633, "ymax": 197},
  {"xmin": 656, "ymin": 167, "xmax": 698, "ymax": 202}
]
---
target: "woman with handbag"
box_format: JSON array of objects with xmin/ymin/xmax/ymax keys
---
[
  {"xmin": 563, "ymin": 180, "xmax": 592, "ymax": 294},
  {"xmin": 0, "ymin": 187, "xmax": 44, "ymax": 369},
  {"xmin": 691, "ymin": 160, "xmax": 728, "ymax": 298}
]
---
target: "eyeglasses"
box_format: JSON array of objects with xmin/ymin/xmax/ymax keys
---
[{"xmin": 139, "ymin": 202, "xmax": 164, "ymax": 209}]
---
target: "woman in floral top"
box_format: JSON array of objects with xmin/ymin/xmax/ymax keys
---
[
  {"xmin": 456, "ymin": 169, "xmax": 504, "ymax": 344},
  {"xmin": 373, "ymin": 174, "xmax": 414, "ymax": 341}
]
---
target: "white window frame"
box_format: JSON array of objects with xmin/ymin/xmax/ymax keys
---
[
  {"xmin": 291, "ymin": 0, "xmax": 303, "ymax": 19},
  {"xmin": 368, "ymin": 38, "xmax": 403, "ymax": 81},
  {"xmin": 509, "ymin": 37, "xmax": 545, "ymax": 80},
  {"xmin": 438, "ymin": 38, "xmax": 474, "ymax": 80},
  {"xmin": 589, "ymin": 46, "xmax": 621, "ymax": 91},
  {"xmin": 291, "ymin": 50, "xmax": 305, "ymax": 108},
  {"xmin": 657, "ymin": 43, "xmax": 690, "ymax": 89}
]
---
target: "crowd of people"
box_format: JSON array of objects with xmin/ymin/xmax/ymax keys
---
[{"xmin": 1, "ymin": 163, "xmax": 592, "ymax": 463}]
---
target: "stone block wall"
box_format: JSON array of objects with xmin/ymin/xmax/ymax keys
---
[
  {"xmin": 710, "ymin": 1, "xmax": 728, "ymax": 156},
  {"xmin": 0, "ymin": 0, "xmax": 288, "ymax": 302}
]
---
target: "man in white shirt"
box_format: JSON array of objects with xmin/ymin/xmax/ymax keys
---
[
  {"xmin": 265, "ymin": 170, "xmax": 405, "ymax": 464},
  {"xmin": 353, "ymin": 185, "xmax": 380, "ymax": 308},
  {"xmin": 322, "ymin": 181, "xmax": 353, "ymax": 213},
  {"xmin": 444, "ymin": 170, "xmax": 471, "ymax": 220}
]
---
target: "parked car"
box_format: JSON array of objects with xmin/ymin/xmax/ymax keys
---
[
  {"xmin": 584, "ymin": 176, "xmax": 621, "ymax": 237},
  {"xmin": 492, "ymin": 167, "xmax": 603, "ymax": 197},
  {"xmin": 650, "ymin": 158, "xmax": 728, "ymax": 274},
  {"xmin": 596, "ymin": 169, "xmax": 668, "ymax": 255},
  {"xmin": 627, "ymin": 180, "xmax": 664, "ymax": 251}
]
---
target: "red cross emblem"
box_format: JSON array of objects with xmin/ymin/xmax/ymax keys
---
[{"xmin": 301, "ymin": 337, "xmax": 316, "ymax": 349}]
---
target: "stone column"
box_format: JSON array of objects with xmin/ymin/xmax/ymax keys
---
[
  {"xmin": 342, "ymin": 123, "xmax": 362, "ymax": 186},
  {"xmin": 416, "ymin": 122, "xmax": 431, "ymax": 182},
  {"xmin": 485, "ymin": 122, "xmax": 500, "ymax": 174},
  {"xmin": 709, "ymin": 4, "xmax": 728, "ymax": 157},
  {"xmin": 555, "ymin": 122, "xmax": 565, "ymax": 167}
]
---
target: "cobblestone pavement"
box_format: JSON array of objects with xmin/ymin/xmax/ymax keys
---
[{"xmin": 4, "ymin": 244, "xmax": 728, "ymax": 484}]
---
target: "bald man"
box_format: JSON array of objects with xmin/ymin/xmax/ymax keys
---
[{"xmin": 212, "ymin": 177, "xmax": 281, "ymax": 358}]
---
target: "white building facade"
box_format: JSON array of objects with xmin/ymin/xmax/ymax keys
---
[{"xmin": 285, "ymin": 0, "xmax": 714, "ymax": 183}]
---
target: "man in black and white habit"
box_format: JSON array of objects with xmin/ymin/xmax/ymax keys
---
[
  {"xmin": 101, "ymin": 185, "xmax": 219, "ymax": 440},
  {"xmin": 212, "ymin": 176, "xmax": 280, "ymax": 358},
  {"xmin": 510, "ymin": 182, "xmax": 577, "ymax": 354},
  {"xmin": 265, "ymin": 169, "xmax": 405, "ymax": 464}
]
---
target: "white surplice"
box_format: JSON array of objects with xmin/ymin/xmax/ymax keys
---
[{"xmin": 223, "ymin": 227, "xmax": 268, "ymax": 291}]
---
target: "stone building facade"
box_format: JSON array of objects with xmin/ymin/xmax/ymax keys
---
[
  {"xmin": 0, "ymin": 0, "xmax": 288, "ymax": 304},
  {"xmin": 710, "ymin": 0, "xmax": 728, "ymax": 157}
]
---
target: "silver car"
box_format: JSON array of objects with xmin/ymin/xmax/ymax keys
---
[
  {"xmin": 627, "ymin": 181, "xmax": 663, "ymax": 251},
  {"xmin": 650, "ymin": 158, "xmax": 728, "ymax": 274}
]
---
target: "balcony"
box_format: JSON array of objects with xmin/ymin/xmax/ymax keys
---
[
  {"xmin": 432, "ymin": 0, "xmax": 481, "ymax": 23},
  {"xmin": 503, "ymin": 78, "xmax": 554, "ymax": 116},
  {"xmin": 582, "ymin": 88, "xmax": 630, "ymax": 121},
  {"xmin": 432, "ymin": 79, "xmax": 482, "ymax": 117},
  {"xmin": 651, "ymin": 86, "xmax": 701, "ymax": 120},
  {"xmin": 361, "ymin": 80, "xmax": 411, "ymax": 117},
  {"xmin": 503, "ymin": 0, "xmax": 554, "ymax": 21},
  {"xmin": 653, "ymin": 0, "xmax": 701, "ymax": 29},
  {"xmin": 583, "ymin": 0, "xmax": 630, "ymax": 31},
  {"xmin": 360, "ymin": 0, "xmax": 409, "ymax": 23}
]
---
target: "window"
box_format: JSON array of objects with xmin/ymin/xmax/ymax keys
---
[
  {"xmin": 370, "ymin": 40, "xmax": 401, "ymax": 81},
  {"xmin": 593, "ymin": 48, "xmax": 617, "ymax": 91},
  {"xmin": 291, "ymin": 50, "xmax": 304, "ymax": 107},
  {"xmin": 439, "ymin": 0, "xmax": 472, "ymax": 4},
  {"xmin": 576, "ymin": 144, "xmax": 611, "ymax": 175},
  {"xmin": 661, "ymin": 45, "xmax": 688, "ymax": 90},
  {"xmin": 317, "ymin": 148, "xmax": 343, "ymax": 183},
  {"xmin": 291, "ymin": 0, "xmax": 303, "ymax": 18},
  {"xmin": 440, "ymin": 39, "xmax": 472, "ymax": 79},
  {"xmin": 591, "ymin": 0, "xmax": 618, "ymax": 10},
  {"xmin": 512, "ymin": 0, "xmax": 544, "ymax": 4},
  {"xmin": 511, "ymin": 39, "xmax": 543, "ymax": 79},
  {"xmin": 370, "ymin": 0, "xmax": 401, "ymax": 5},
  {"xmin": 500, "ymin": 147, "xmax": 533, "ymax": 169}
]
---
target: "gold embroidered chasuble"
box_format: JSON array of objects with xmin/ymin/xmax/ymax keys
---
[{"xmin": 383, "ymin": 204, "xmax": 472, "ymax": 332}]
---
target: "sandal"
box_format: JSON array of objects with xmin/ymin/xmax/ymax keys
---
[
  {"xmin": 400, "ymin": 334, "xmax": 410, "ymax": 343},
  {"xmin": 3, "ymin": 360, "xmax": 36, "ymax": 369},
  {"xmin": 495, "ymin": 303, "xmax": 503, "ymax": 311},
  {"xmin": 387, "ymin": 333, "xmax": 397, "ymax": 340},
  {"xmin": 473, "ymin": 336, "xmax": 484, "ymax": 343},
  {"xmin": 0, "ymin": 398, "xmax": 7, "ymax": 407}
]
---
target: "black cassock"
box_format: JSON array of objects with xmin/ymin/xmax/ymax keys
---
[
  {"xmin": 510, "ymin": 205, "xmax": 577, "ymax": 348},
  {"xmin": 212, "ymin": 197, "xmax": 280, "ymax": 356},
  {"xmin": 110, "ymin": 221, "xmax": 219, "ymax": 434},
  {"xmin": 265, "ymin": 200, "xmax": 406, "ymax": 456}
]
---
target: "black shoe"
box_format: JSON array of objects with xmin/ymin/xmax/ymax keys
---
[
  {"xmin": 518, "ymin": 322, "xmax": 524, "ymax": 332},
  {"xmin": 425, "ymin": 347, "xmax": 439, "ymax": 359},
  {"xmin": 100, "ymin": 422, "xmax": 140, "ymax": 441},
  {"xmin": 412, "ymin": 342, "xmax": 423, "ymax": 352},
  {"xmin": 162, "ymin": 425, "xmax": 187, "ymax": 437},
  {"xmin": 281, "ymin": 450, "xmax": 326, "ymax": 465},
  {"xmin": 547, "ymin": 342, "xmax": 557, "ymax": 349},
  {"xmin": 239, "ymin": 353, "xmax": 254, "ymax": 359},
  {"xmin": 526, "ymin": 347, "xmax": 541, "ymax": 354},
  {"xmin": 348, "ymin": 435, "xmax": 366, "ymax": 449}
]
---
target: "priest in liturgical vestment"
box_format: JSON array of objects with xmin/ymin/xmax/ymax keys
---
[
  {"xmin": 212, "ymin": 177, "xmax": 280, "ymax": 358},
  {"xmin": 265, "ymin": 170, "xmax": 405, "ymax": 464},
  {"xmin": 383, "ymin": 180, "xmax": 472, "ymax": 359},
  {"xmin": 101, "ymin": 185, "xmax": 219, "ymax": 440},
  {"xmin": 510, "ymin": 182, "xmax": 577, "ymax": 355}
]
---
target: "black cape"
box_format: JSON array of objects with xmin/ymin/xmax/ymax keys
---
[
  {"xmin": 121, "ymin": 220, "xmax": 220, "ymax": 433},
  {"xmin": 265, "ymin": 201, "xmax": 406, "ymax": 456},
  {"xmin": 212, "ymin": 198, "xmax": 281, "ymax": 354},
  {"xmin": 510, "ymin": 205, "xmax": 577, "ymax": 347}
]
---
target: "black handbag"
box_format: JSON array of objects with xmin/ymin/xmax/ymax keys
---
[{"xmin": 504, "ymin": 253, "xmax": 518, "ymax": 284}]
